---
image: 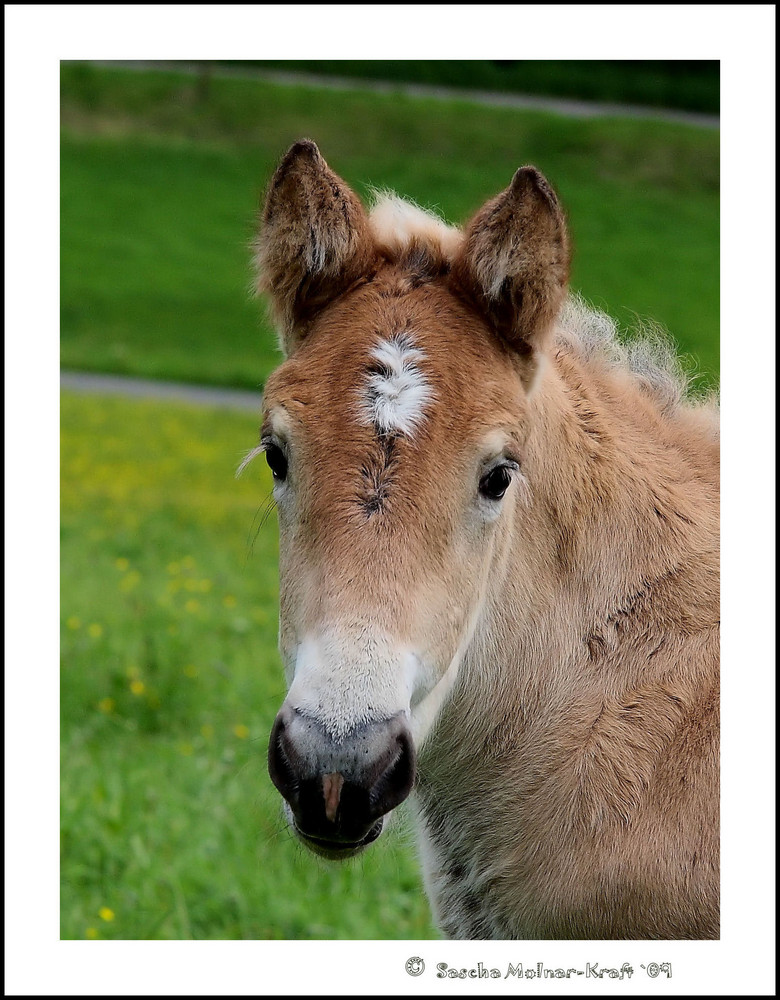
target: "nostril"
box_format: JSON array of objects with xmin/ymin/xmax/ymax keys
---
[
  {"xmin": 369, "ymin": 729, "xmax": 416, "ymax": 819},
  {"xmin": 268, "ymin": 713, "xmax": 300, "ymax": 803},
  {"xmin": 267, "ymin": 710, "xmax": 416, "ymax": 848}
]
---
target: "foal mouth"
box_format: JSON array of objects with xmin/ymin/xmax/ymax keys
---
[{"xmin": 294, "ymin": 817, "xmax": 385, "ymax": 860}]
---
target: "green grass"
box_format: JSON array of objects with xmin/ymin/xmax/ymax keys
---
[
  {"xmin": 60, "ymin": 63, "xmax": 719, "ymax": 391},
  {"xmin": 60, "ymin": 392, "xmax": 438, "ymax": 940}
]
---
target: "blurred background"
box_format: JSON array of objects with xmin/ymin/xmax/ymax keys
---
[{"xmin": 60, "ymin": 60, "xmax": 719, "ymax": 940}]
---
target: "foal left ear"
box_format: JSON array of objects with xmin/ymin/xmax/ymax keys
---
[{"xmin": 451, "ymin": 166, "xmax": 570, "ymax": 384}]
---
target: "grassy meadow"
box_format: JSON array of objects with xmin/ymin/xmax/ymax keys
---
[
  {"xmin": 60, "ymin": 63, "xmax": 719, "ymax": 940},
  {"xmin": 60, "ymin": 392, "xmax": 437, "ymax": 940},
  {"xmin": 61, "ymin": 62, "xmax": 720, "ymax": 389}
]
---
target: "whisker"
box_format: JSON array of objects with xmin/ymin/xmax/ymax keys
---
[
  {"xmin": 245, "ymin": 491, "xmax": 277, "ymax": 563},
  {"xmin": 258, "ymin": 497, "xmax": 278, "ymax": 530},
  {"xmin": 245, "ymin": 501, "xmax": 265, "ymax": 553}
]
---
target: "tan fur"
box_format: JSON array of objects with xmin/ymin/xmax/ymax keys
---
[{"xmin": 254, "ymin": 143, "xmax": 719, "ymax": 940}]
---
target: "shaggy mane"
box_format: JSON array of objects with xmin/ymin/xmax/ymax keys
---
[{"xmin": 556, "ymin": 294, "xmax": 719, "ymax": 432}]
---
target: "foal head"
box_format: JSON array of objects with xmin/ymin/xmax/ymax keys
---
[{"xmin": 254, "ymin": 141, "xmax": 569, "ymax": 858}]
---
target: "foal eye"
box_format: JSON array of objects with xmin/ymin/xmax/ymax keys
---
[
  {"xmin": 479, "ymin": 465, "xmax": 513, "ymax": 502},
  {"xmin": 264, "ymin": 443, "xmax": 288, "ymax": 482}
]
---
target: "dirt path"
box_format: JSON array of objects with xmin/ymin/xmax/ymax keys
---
[{"xmin": 60, "ymin": 370, "xmax": 262, "ymax": 413}]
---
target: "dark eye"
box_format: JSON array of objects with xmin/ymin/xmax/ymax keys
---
[
  {"xmin": 264, "ymin": 443, "xmax": 288, "ymax": 482},
  {"xmin": 479, "ymin": 465, "xmax": 513, "ymax": 501}
]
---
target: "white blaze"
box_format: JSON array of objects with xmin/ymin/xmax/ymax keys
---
[{"xmin": 361, "ymin": 335, "xmax": 432, "ymax": 437}]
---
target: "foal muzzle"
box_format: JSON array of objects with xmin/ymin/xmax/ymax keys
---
[{"xmin": 268, "ymin": 706, "xmax": 416, "ymax": 859}]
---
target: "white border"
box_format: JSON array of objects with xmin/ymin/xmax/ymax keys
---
[{"xmin": 6, "ymin": 4, "xmax": 775, "ymax": 996}]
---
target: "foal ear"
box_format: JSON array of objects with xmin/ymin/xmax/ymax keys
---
[
  {"xmin": 452, "ymin": 166, "xmax": 570, "ymax": 383},
  {"xmin": 254, "ymin": 140, "xmax": 376, "ymax": 355}
]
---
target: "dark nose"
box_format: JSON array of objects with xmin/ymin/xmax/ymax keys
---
[{"xmin": 268, "ymin": 706, "xmax": 415, "ymax": 854}]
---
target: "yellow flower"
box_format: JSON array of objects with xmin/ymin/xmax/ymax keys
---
[
  {"xmin": 198, "ymin": 579, "xmax": 213, "ymax": 593},
  {"xmin": 87, "ymin": 623, "xmax": 103, "ymax": 639},
  {"xmin": 97, "ymin": 698, "xmax": 116, "ymax": 714},
  {"xmin": 233, "ymin": 724, "xmax": 249, "ymax": 740},
  {"xmin": 179, "ymin": 742, "xmax": 194, "ymax": 756},
  {"xmin": 115, "ymin": 557, "xmax": 129, "ymax": 572},
  {"xmin": 119, "ymin": 570, "xmax": 141, "ymax": 592},
  {"xmin": 182, "ymin": 664, "xmax": 198, "ymax": 678},
  {"xmin": 85, "ymin": 927, "xmax": 100, "ymax": 940},
  {"xmin": 66, "ymin": 616, "xmax": 81, "ymax": 630},
  {"xmin": 129, "ymin": 679, "xmax": 145, "ymax": 696},
  {"xmin": 222, "ymin": 595, "xmax": 236, "ymax": 608},
  {"xmin": 184, "ymin": 599, "xmax": 200, "ymax": 614},
  {"xmin": 98, "ymin": 907, "xmax": 115, "ymax": 922}
]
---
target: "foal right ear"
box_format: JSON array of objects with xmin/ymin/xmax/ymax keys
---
[{"xmin": 254, "ymin": 140, "xmax": 376, "ymax": 356}]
